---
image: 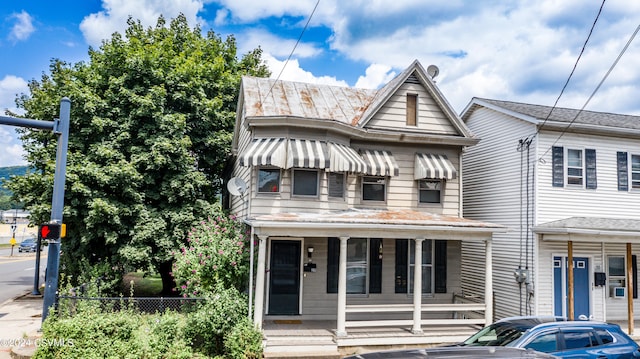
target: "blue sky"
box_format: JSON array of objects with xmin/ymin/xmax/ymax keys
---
[{"xmin": 1, "ymin": 0, "xmax": 639, "ymax": 166}]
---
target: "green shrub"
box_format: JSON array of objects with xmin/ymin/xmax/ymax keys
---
[
  {"xmin": 172, "ymin": 209, "xmax": 250, "ymax": 296},
  {"xmin": 224, "ymin": 318, "xmax": 263, "ymax": 359},
  {"xmin": 34, "ymin": 310, "xmax": 199, "ymax": 359},
  {"xmin": 184, "ymin": 286, "xmax": 248, "ymax": 356}
]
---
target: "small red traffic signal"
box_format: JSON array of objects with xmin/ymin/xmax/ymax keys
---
[{"xmin": 40, "ymin": 223, "xmax": 61, "ymax": 240}]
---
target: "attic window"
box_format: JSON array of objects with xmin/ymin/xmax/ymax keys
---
[{"xmin": 406, "ymin": 94, "xmax": 417, "ymax": 126}]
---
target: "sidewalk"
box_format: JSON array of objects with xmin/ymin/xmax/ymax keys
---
[{"xmin": 0, "ymin": 292, "xmax": 43, "ymax": 359}]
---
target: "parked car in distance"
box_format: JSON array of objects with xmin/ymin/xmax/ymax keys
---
[
  {"xmin": 18, "ymin": 238, "xmax": 38, "ymax": 253},
  {"xmin": 344, "ymin": 346, "xmax": 558, "ymax": 358},
  {"xmin": 456, "ymin": 316, "xmax": 640, "ymax": 358}
]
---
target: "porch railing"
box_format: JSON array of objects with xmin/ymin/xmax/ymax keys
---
[{"xmin": 344, "ymin": 302, "xmax": 486, "ymax": 328}]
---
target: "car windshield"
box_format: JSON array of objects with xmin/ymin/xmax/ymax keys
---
[
  {"xmin": 21, "ymin": 238, "xmax": 35, "ymax": 244},
  {"xmin": 462, "ymin": 321, "xmax": 529, "ymax": 346}
]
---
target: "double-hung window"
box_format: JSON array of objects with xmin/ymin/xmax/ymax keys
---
[
  {"xmin": 327, "ymin": 238, "xmax": 383, "ymax": 294},
  {"xmin": 419, "ymin": 180, "xmax": 442, "ymax": 204},
  {"xmin": 328, "ymin": 172, "xmax": 345, "ymax": 199},
  {"xmin": 362, "ymin": 176, "xmax": 386, "ymax": 201},
  {"xmin": 631, "ymin": 154, "xmax": 640, "ymax": 189},
  {"xmin": 566, "ymin": 149, "xmax": 583, "ymax": 186},
  {"xmin": 552, "ymin": 147, "xmax": 596, "ymax": 189},
  {"xmin": 292, "ymin": 169, "xmax": 319, "ymax": 196},
  {"xmin": 395, "ymin": 239, "xmax": 447, "ymax": 294},
  {"xmin": 257, "ymin": 168, "xmax": 280, "ymax": 193}
]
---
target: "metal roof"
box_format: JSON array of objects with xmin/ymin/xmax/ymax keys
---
[{"xmin": 241, "ymin": 76, "xmax": 377, "ymax": 125}]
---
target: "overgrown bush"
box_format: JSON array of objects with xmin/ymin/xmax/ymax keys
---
[
  {"xmin": 225, "ymin": 318, "xmax": 264, "ymax": 359},
  {"xmin": 184, "ymin": 286, "xmax": 249, "ymax": 357},
  {"xmin": 34, "ymin": 310, "xmax": 198, "ymax": 359},
  {"xmin": 172, "ymin": 209, "xmax": 250, "ymax": 297}
]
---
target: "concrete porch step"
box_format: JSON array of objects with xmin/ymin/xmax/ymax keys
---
[{"xmin": 264, "ymin": 335, "xmax": 340, "ymax": 358}]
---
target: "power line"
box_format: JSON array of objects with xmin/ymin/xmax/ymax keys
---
[
  {"xmin": 535, "ymin": 0, "xmax": 606, "ymax": 135},
  {"xmin": 539, "ymin": 22, "xmax": 640, "ymax": 161},
  {"xmin": 262, "ymin": 0, "xmax": 321, "ymax": 102}
]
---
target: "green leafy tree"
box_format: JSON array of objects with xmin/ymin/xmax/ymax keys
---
[{"xmin": 8, "ymin": 14, "xmax": 269, "ymax": 294}]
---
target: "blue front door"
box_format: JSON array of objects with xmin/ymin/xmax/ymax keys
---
[{"xmin": 553, "ymin": 256, "xmax": 590, "ymax": 319}]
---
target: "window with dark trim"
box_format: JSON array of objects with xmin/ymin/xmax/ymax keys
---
[
  {"xmin": 362, "ymin": 176, "xmax": 386, "ymax": 201},
  {"xmin": 395, "ymin": 239, "xmax": 447, "ymax": 294},
  {"xmin": 292, "ymin": 169, "xmax": 318, "ymax": 196},
  {"xmin": 327, "ymin": 237, "xmax": 382, "ymax": 294},
  {"xmin": 257, "ymin": 168, "xmax": 280, "ymax": 193},
  {"xmin": 328, "ymin": 172, "xmax": 345, "ymax": 198},
  {"xmin": 406, "ymin": 93, "xmax": 417, "ymax": 126}
]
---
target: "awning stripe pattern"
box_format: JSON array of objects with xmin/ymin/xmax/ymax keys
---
[
  {"xmin": 287, "ymin": 139, "xmax": 329, "ymax": 169},
  {"xmin": 239, "ymin": 138, "xmax": 287, "ymax": 168},
  {"xmin": 414, "ymin": 153, "xmax": 457, "ymax": 180},
  {"xmin": 329, "ymin": 143, "xmax": 367, "ymax": 173},
  {"xmin": 360, "ymin": 150, "xmax": 400, "ymax": 177}
]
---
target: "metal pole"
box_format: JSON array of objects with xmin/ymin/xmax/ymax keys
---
[
  {"xmin": 42, "ymin": 98, "xmax": 71, "ymax": 322},
  {"xmin": 32, "ymin": 229, "xmax": 42, "ymax": 295}
]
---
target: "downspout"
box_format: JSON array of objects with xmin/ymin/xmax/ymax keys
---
[{"xmin": 459, "ymin": 149, "xmax": 464, "ymax": 218}]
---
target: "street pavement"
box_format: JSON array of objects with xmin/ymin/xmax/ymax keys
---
[{"xmin": 0, "ymin": 292, "xmax": 43, "ymax": 359}]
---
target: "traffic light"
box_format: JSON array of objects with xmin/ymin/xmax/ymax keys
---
[{"xmin": 40, "ymin": 223, "xmax": 61, "ymax": 240}]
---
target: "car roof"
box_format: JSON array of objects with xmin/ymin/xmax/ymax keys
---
[
  {"xmin": 495, "ymin": 316, "xmax": 620, "ymax": 331},
  {"xmin": 346, "ymin": 346, "xmax": 557, "ymax": 358}
]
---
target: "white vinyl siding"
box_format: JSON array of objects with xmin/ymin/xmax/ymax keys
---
[
  {"xmin": 464, "ymin": 103, "xmax": 640, "ymax": 322},
  {"xmin": 462, "ymin": 107, "xmax": 538, "ymax": 319},
  {"xmin": 366, "ymin": 83, "xmax": 458, "ymax": 135}
]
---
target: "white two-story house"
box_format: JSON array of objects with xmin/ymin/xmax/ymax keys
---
[
  {"xmin": 226, "ymin": 61, "xmax": 505, "ymax": 352},
  {"xmin": 462, "ymin": 98, "xmax": 640, "ymax": 333}
]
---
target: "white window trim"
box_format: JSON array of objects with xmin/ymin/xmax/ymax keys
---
[
  {"xmin": 630, "ymin": 153, "xmax": 640, "ymax": 190},
  {"xmin": 565, "ymin": 148, "xmax": 585, "ymax": 187},
  {"xmin": 256, "ymin": 167, "xmax": 281, "ymax": 194}
]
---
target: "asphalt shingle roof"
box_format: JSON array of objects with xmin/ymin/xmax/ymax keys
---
[{"xmin": 478, "ymin": 98, "xmax": 640, "ymax": 130}]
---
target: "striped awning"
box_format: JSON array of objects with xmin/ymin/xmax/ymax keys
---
[
  {"xmin": 286, "ymin": 139, "xmax": 329, "ymax": 169},
  {"xmin": 414, "ymin": 153, "xmax": 457, "ymax": 180},
  {"xmin": 239, "ymin": 138, "xmax": 287, "ymax": 168},
  {"xmin": 329, "ymin": 143, "xmax": 367, "ymax": 173},
  {"xmin": 360, "ymin": 150, "xmax": 400, "ymax": 177}
]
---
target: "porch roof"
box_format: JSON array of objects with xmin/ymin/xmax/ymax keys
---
[
  {"xmin": 534, "ymin": 217, "xmax": 640, "ymax": 243},
  {"xmin": 246, "ymin": 208, "xmax": 506, "ymax": 240}
]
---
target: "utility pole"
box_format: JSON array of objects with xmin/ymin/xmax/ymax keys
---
[{"xmin": 0, "ymin": 97, "xmax": 70, "ymax": 323}]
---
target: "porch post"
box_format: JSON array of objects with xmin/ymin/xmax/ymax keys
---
[
  {"xmin": 627, "ymin": 243, "xmax": 634, "ymax": 335},
  {"xmin": 412, "ymin": 238, "xmax": 424, "ymax": 334},
  {"xmin": 484, "ymin": 238, "xmax": 493, "ymax": 326},
  {"xmin": 336, "ymin": 236, "xmax": 349, "ymax": 337},
  {"xmin": 253, "ymin": 235, "xmax": 268, "ymax": 329},
  {"xmin": 568, "ymin": 241, "xmax": 574, "ymax": 320}
]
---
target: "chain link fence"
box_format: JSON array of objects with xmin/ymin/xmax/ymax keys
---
[{"xmin": 56, "ymin": 295, "xmax": 207, "ymax": 316}]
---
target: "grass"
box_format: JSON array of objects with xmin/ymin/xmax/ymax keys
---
[{"xmin": 122, "ymin": 272, "xmax": 164, "ymax": 296}]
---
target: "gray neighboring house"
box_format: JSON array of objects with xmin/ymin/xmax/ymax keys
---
[{"xmin": 461, "ymin": 98, "xmax": 640, "ymax": 331}]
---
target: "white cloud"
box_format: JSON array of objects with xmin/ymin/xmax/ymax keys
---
[
  {"xmin": 9, "ymin": 10, "xmax": 35, "ymax": 42},
  {"xmin": 238, "ymin": 29, "xmax": 322, "ymax": 59},
  {"xmin": 79, "ymin": 0, "xmax": 205, "ymax": 47},
  {"xmin": 263, "ymin": 53, "xmax": 348, "ymax": 87},
  {"xmin": 214, "ymin": 8, "xmax": 228, "ymax": 26},
  {"xmin": 355, "ymin": 64, "xmax": 396, "ymax": 89},
  {"xmin": 0, "ymin": 75, "xmax": 28, "ymax": 115},
  {"xmin": 0, "ymin": 76, "xmax": 28, "ymax": 166}
]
